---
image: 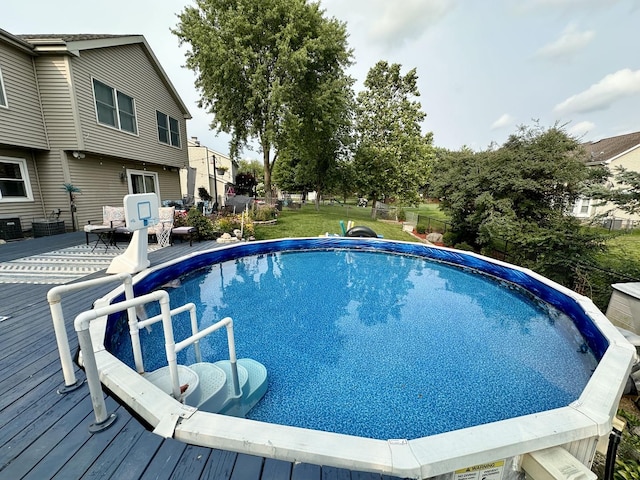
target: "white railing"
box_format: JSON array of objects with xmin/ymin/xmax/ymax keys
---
[
  {"xmin": 47, "ymin": 273, "xmax": 135, "ymax": 393},
  {"xmin": 129, "ymin": 305, "xmax": 241, "ymax": 400},
  {"xmin": 50, "ymin": 276, "xmax": 241, "ymax": 433}
]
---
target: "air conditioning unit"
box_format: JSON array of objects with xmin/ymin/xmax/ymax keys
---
[{"xmin": 0, "ymin": 217, "xmax": 23, "ymax": 241}]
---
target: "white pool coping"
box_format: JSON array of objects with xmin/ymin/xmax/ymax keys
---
[{"xmin": 89, "ymin": 240, "xmax": 636, "ymax": 478}]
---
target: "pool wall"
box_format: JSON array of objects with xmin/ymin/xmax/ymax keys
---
[{"xmin": 90, "ymin": 238, "xmax": 636, "ymax": 479}]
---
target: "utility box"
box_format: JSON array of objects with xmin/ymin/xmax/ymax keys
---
[
  {"xmin": 0, "ymin": 217, "xmax": 23, "ymax": 241},
  {"xmin": 522, "ymin": 447, "xmax": 596, "ymax": 480},
  {"xmin": 606, "ymin": 283, "xmax": 640, "ymax": 335}
]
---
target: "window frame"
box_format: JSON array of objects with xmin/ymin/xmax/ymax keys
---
[
  {"xmin": 156, "ymin": 110, "xmax": 181, "ymax": 148},
  {"xmin": 0, "ymin": 157, "xmax": 34, "ymax": 203},
  {"xmin": 0, "ymin": 66, "xmax": 8, "ymax": 108},
  {"xmin": 92, "ymin": 78, "xmax": 138, "ymax": 135},
  {"xmin": 126, "ymin": 169, "xmax": 160, "ymax": 198}
]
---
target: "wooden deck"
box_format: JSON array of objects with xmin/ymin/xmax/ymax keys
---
[{"xmin": 0, "ymin": 233, "xmax": 403, "ymax": 479}]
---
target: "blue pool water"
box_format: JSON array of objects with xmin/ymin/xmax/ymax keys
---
[{"xmin": 110, "ymin": 245, "xmax": 598, "ymax": 440}]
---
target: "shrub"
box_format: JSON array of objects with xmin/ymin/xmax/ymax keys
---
[
  {"xmin": 454, "ymin": 242, "xmax": 475, "ymax": 252},
  {"xmin": 215, "ymin": 213, "xmax": 255, "ymax": 237},
  {"xmin": 252, "ymin": 206, "xmax": 277, "ymax": 222},
  {"xmin": 415, "ymin": 224, "xmax": 427, "ymax": 234},
  {"xmin": 185, "ymin": 208, "xmax": 217, "ymax": 240},
  {"xmin": 397, "ymin": 208, "xmax": 406, "ymax": 222}
]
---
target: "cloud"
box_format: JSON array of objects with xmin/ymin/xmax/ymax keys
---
[
  {"xmin": 491, "ymin": 114, "xmax": 515, "ymax": 130},
  {"xmin": 535, "ymin": 23, "xmax": 594, "ymax": 60},
  {"xmin": 554, "ymin": 69, "xmax": 640, "ymax": 114},
  {"xmin": 516, "ymin": 0, "xmax": 622, "ymax": 12},
  {"xmin": 367, "ymin": 0, "xmax": 456, "ymax": 47},
  {"xmin": 568, "ymin": 120, "xmax": 595, "ymax": 138}
]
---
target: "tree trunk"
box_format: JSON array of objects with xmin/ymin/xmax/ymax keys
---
[{"xmin": 263, "ymin": 148, "xmax": 273, "ymax": 204}]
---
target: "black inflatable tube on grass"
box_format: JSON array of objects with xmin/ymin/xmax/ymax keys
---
[{"xmin": 345, "ymin": 226, "xmax": 378, "ymax": 238}]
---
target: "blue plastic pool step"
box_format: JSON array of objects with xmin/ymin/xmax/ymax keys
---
[
  {"xmin": 144, "ymin": 364, "xmax": 201, "ymax": 404},
  {"xmin": 220, "ymin": 358, "xmax": 268, "ymax": 417},
  {"xmin": 144, "ymin": 359, "xmax": 268, "ymax": 417}
]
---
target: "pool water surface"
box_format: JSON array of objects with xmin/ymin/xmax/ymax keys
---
[{"xmin": 111, "ymin": 249, "xmax": 597, "ymax": 440}]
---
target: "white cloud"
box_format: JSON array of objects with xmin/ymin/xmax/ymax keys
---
[
  {"xmin": 554, "ymin": 68, "xmax": 640, "ymax": 114},
  {"xmin": 535, "ymin": 23, "xmax": 594, "ymax": 59},
  {"xmin": 516, "ymin": 0, "xmax": 622, "ymax": 12},
  {"xmin": 491, "ymin": 114, "xmax": 515, "ymax": 130},
  {"xmin": 367, "ymin": 0, "xmax": 456, "ymax": 48},
  {"xmin": 568, "ymin": 120, "xmax": 595, "ymax": 138}
]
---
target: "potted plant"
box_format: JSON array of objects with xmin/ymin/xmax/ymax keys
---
[{"xmin": 216, "ymin": 165, "xmax": 228, "ymax": 175}]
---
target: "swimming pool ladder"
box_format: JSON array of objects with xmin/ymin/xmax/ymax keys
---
[
  {"xmin": 128, "ymin": 304, "xmax": 242, "ymax": 401},
  {"xmin": 48, "ymin": 274, "xmax": 243, "ymax": 433}
]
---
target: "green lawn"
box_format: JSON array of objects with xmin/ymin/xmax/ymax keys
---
[{"xmin": 253, "ymin": 202, "xmax": 444, "ymax": 241}]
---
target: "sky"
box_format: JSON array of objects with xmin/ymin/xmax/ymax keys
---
[{"xmin": 4, "ymin": 0, "xmax": 640, "ymax": 156}]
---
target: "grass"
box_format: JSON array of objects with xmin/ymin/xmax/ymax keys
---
[
  {"xmin": 253, "ymin": 202, "xmax": 442, "ymax": 241},
  {"xmin": 605, "ymin": 229, "xmax": 640, "ymax": 259}
]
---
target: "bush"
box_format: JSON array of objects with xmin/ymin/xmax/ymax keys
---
[
  {"xmin": 397, "ymin": 208, "xmax": 406, "ymax": 222},
  {"xmin": 185, "ymin": 208, "xmax": 217, "ymax": 240},
  {"xmin": 215, "ymin": 213, "xmax": 256, "ymax": 237},
  {"xmin": 252, "ymin": 206, "xmax": 277, "ymax": 222},
  {"xmin": 454, "ymin": 242, "xmax": 475, "ymax": 251},
  {"xmin": 415, "ymin": 224, "xmax": 427, "ymax": 234}
]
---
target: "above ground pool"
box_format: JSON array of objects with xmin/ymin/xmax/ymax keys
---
[
  {"xmin": 110, "ymin": 246, "xmax": 598, "ymax": 440},
  {"xmin": 93, "ymin": 238, "xmax": 634, "ymax": 478}
]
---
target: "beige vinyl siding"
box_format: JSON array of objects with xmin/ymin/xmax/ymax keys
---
[
  {"xmin": 66, "ymin": 155, "xmax": 182, "ymax": 227},
  {"xmin": 0, "ymin": 148, "xmax": 47, "ymax": 232},
  {"xmin": 33, "ymin": 55, "xmax": 80, "ymax": 150},
  {"xmin": 72, "ymin": 44, "xmax": 188, "ymax": 169},
  {"xmin": 0, "ymin": 44, "xmax": 48, "ymax": 150},
  {"xmin": 591, "ymin": 147, "xmax": 640, "ymax": 222}
]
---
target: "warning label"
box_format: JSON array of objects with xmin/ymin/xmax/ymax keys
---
[{"xmin": 454, "ymin": 460, "xmax": 505, "ymax": 480}]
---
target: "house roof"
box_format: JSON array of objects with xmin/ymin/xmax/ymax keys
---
[
  {"xmin": 584, "ymin": 131, "xmax": 640, "ymax": 165},
  {"xmin": 15, "ymin": 33, "xmax": 191, "ymax": 119},
  {"xmin": 0, "ymin": 28, "xmax": 36, "ymax": 54}
]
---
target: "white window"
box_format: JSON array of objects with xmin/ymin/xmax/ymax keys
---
[
  {"xmin": 0, "ymin": 157, "xmax": 33, "ymax": 202},
  {"xmin": 156, "ymin": 111, "xmax": 181, "ymax": 147},
  {"xmin": 0, "ymin": 66, "xmax": 7, "ymax": 108},
  {"xmin": 127, "ymin": 169, "xmax": 159, "ymax": 196},
  {"xmin": 573, "ymin": 198, "xmax": 591, "ymax": 217},
  {"xmin": 92, "ymin": 78, "xmax": 138, "ymax": 134}
]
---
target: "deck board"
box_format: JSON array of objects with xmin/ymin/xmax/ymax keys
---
[{"xmin": 0, "ymin": 233, "xmax": 409, "ymax": 480}]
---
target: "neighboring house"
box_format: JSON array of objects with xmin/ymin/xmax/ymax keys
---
[
  {"xmin": 183, "ymin": 136, "xmax": 237, "ymax": 210},
  {"xmin": 0, "ymin": 28, "xmax": 191, "ymax": 238},
  {"xmin": 572, "ymin": 131, "xmax": 640, "ymax": 230}
]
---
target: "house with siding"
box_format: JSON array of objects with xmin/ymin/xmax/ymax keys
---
[
  {"xmin": 571, "ymin": 131, "xmax": 640, "ymax": 230},
  {"xmin": 0, "ymin": 28, "xmax": 191, "ymax": 239},
  {"xmin": 183, "ymin": 136, "xmax": 237, "ymax": 211}
]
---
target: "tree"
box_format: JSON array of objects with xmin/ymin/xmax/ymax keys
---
[
  {"xmin": 173, "ymin": 0, "xmax": 352, "ymax": 203},
  {"xmin": 277, "ymin": 62, "xmax": 355, "ymax": 209},
  {"xmin": 590, "ymin": 166, "xmax": 640, "ymax": 214},
  {"xmin": 430, "ymin": 124, "xmax": 607, "ymax": 286},
  {"xmin": 353, "ymin": 61, "xmax": 433, "ymax": 214}
]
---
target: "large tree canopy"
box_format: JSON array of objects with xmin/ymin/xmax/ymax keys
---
[
  {"xmin": 353, "ymin": 61, "xmax": 433, "ymax": 210},
  {"xmin": 430, "ymin": 124, "xmax": 606, "ymax": 286},
  {"xmin": 173, "ymin": 0, "xmax": 352, "ymax": 202}
]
